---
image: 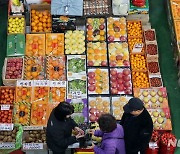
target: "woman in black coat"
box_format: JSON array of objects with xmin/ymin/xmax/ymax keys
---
[{"xmin": 46, "ymin": 102, "xmax": 84, "ymax": 154}]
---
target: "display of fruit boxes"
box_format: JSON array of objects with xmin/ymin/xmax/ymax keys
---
[
  {"xmin": 149, "ymin": 75, "xmax": 163, "ymax": 88},
  {"xmin": 145, "ymin": 41, "xmax": 158, "ymax": 59},
  {"xmin": 49, "ymin": 81, "xmax": 66, "ymax": 103},
  {"xmin": 0, "ymin": 126, "xmax": 18, "ymax": 148},
  {"xmin": 130, "ymin": 53, "xmax": 147, "ymax": 71},
  {"xmin": 88, "ymin": 96, "xmax": 110, "ymax": 122},
  {"xmin": 0, "ymin": 105, "xmax": 13, "ymax": 123},
  {"xmin": 144, "ymin": 29, "xmax": 157, "ymax": 42},
  {"xmin": 25, "ymin": 34, "xmax": 45, "ymax": 56},
  {"xmin": 30, "ymin": 4, "xmax": 52, "ymax": 33},
  {"xmin": 132, "ymin": 71, "xmax": 150, "ymax": 88},
  {"xmin": 170, "ymin": 0, "xmax": 180, "ymax": 20},
  {"xmin": 67, "ymin": 99, "xmax": 88, "ymax": 124},
  {"xmin": 108, "ymin": 42, "xmax": 130, "ymax": 67},
  {"xmin": 86, "ymin": 18, "xmax": 106, "ymax": 42},
  {"xmin": 31, "ymin": 101, "xmax": 48, "ymax": 126},
  {"xmin": 16, "ymin": 81, "xmax": 33, "ymax": 103},
  {"xmin": 46, "ymin": 33, "xmax": 64, "ymax": 56},
  {"xmin": 32, "ymin": 80, "xmax": 49, "ymax": 103},
  {"xmin": 8, "ymin": 15, "xmax": 25, "ymax": 34},
  {"xmin": 147, "ymin": 108, "xmax": 172, "ymax": 130},
  {"xmin": 67, "ymin": 77, "xmax": 87, "ymax": 99},
  {"xmin": 3, "ymin": 57, "xmax": 24, "ymax": 86},
  {"xmin": 65, "ymin": 30, "xmax": 85, "ymax": 54},
  {"xmin": 24, "ymin": 56, "xmax": 45, "ymax": 80},
  {"xmin": 88, "ymin": 68, "xmax": 109, "ymax": 94},
  {"xmin": 110, "ymin": 68, "xmax": 132, "ymax": 95},
  {"xmin": 46, "ymin": 56, "xmax": 66, "ymax": 80},
  {"xmin": 107, "ymin": 17, "xmax": 127, "ymax": 42},
  {"xmin": 83, "ymin": 0, "xmax": 111, "ymax": 16},
  {"xmin": 128, "ymin": 37, "xmax": 145, "ymax": 53},
  {"xmin": 147, "ymin": 58, "xmax": 160, "ymax": 75},
  {"xmin": 87, "ymin": 42, "xmax": 107, "ymax": 66},
  {"xmin": 22, "ymin": 128, "xmax": 46, "ymax": 150},
  {"xmin": 134, "ymin": 88, "xmax": 169, "ymax": 109},
  {"xmin": 13, "ymin": 102, "xmax": 31, "ymax": 126},
  {"xmin": 127, "ymin": 21, "xmax": 143, "ymax": 38},
  {"xmin": 111, "ymin": 96, "xmax": 132, "ymax": 120},
  {"xmin": 0, "ymin": 86, "xmax": 15, "ymax": 105},
  {"xmin": 67, "ymin": 55, "xmax": 86, "ymax": 78}
]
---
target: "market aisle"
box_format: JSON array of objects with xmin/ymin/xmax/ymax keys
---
[
  {"xmin": 0, "ymin": 2, "xmax": 8, "ymax": 85},
  {"xmin": 149, "ymin": 0, "xmax": 180, "ymax": 153}
]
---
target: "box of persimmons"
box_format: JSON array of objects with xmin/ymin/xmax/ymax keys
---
[{"xmin": 30, "ymin": 4, "xmax": 52, "ymax": 33}]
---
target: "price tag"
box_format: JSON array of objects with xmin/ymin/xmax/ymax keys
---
[
  {"xmin": 34, "ymin": 80, "xmax": 49, "ymax": 87},
  {"xmin": 149, "ymin": 142, "xmax": 158, "ymax": 148},
  {"xmin": 0, "ymin": 143, "xmax": 15, "ymax": 149},
  {"xmin": 23, "ymin": 126, "xmax": 43, "ymax": 130},
  {"xmin": 71, "ymin": 91, "xmax": 82, "ymax": 99},
  {"xmin": 132, "ymin": 43, "xmax": 143, "ymax": 53},
  {"xmin": 50, "ymin": 81, "xmax": 66, "ymax": 87},
  {"xmin": 23, "ymin": 143, "xmax": 43, "ymax": 150},
  {"xmin": 17, "ymin": 80, "xmax": 32, "ymax": 87},
  {"xmin": 1, "ymin": 105, "xmax": 10, "ymax": 110},
  {"xmin": 0, "ymin": 124, "xmax": 14, "ymax": 131}
]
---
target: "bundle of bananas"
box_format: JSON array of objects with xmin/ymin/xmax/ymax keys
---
[{"xmin": 12, "ymin": 0, "xmax": 21, "ymax": 6}]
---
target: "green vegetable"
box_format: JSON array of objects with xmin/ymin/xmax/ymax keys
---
[
  {"xmin": 68, "ymin": 58, "xmax": 85, "ymax": 73},
  {"xmin": 68, "ymin": 79, "xmax": 86, "ymax": 94}
]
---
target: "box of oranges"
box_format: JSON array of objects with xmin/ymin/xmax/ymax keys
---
[{"xmin": 30, "ymin": 4, "xmax": 52, "ymax": 33}]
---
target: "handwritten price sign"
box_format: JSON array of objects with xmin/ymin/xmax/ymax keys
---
[
  {"xmin": 0, "ymin": 124, "xmax": 14, "ymax": 131},
  {"xmin": 0, "ymin": 143, "xmax": 15, "ymax": 149},
  {"xmin": 132, "ymin": 43, "xmax": 143, "ymax": 53},
  {"xmin": 23, "ymin": 143, "xmax": 43, "ymax": 150}
]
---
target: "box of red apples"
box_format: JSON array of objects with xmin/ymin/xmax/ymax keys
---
[{"xmin": 2, "ymin": 57, "xmax": 24, "ymax": 86}]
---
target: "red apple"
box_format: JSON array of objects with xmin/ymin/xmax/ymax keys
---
[
  {"xmin": 120, "ymin": 36, "xmax": 127, "ymax": 42},
  {"xmin": 111, "ymin": 76, "xmax": 117, "ymax": 82},
  {"xmin": 101, "ymin": 61, "xmax": 107, "ymax": 66},
  {"xmin": 124, "ymin": 82, "xmax": 131, "ymax": 87},
  {"xmin": 99, "ymin": 24, "xmax": 105, "ymax": 30},
  {"xmin": 111, "ymin": 88, "xmax": 118, "ymax": 94},
  {"xmin": 123, "ymin": 69, "xmax": 130, "ymax": 76},
  {"xmin": 117, "ymin": 84, "xmax": 124, "ymax": 92},
  {"xmin": 110, "ymin": 61, "xmax": 116, "ymax": 67},
  {"xmin": 123, "ymin": 75, "xmax": 130, "ymax": 82},
  {"xmin": 117, "ymin": 72, "xmax": 123, "ymax": 79},
  {"xmin": 116, "ymin": 55, "xmax": 123, "ymax": 60},
  {"xmin": 123, "ymin": 60, "xmax": 130, "ymax": 66},
  {"xmin": 114, "ymin": 26, "xmax": 120, "ymax": 32},
  {"xmin": 110, "ymin": 69, "xmax": 117, "ymax": 76},
  {"xmin": 108, "ymin": 36, "xmax": 114, "ymax": 42},
  {"xmin": 89, "ymin": 108, "xmax": 97, "ymax": 114},
  {"xmin": 111, "ymin": 82, "xmax": 118, "ymax": 88},
  {"xmin": 88, "ymin": 78, "xmax": 95, "ymax": 85},
  {"xmin": 88, "ymin": 72, "xmax": 95, "ymax": 78},
  {"xmin": 87, "ymin": 25, "xmax": 93, "ymax": 30},
  {"xmin": 88, "ymin": 61, "xmax": 94, "ymax": 66},
  {"xmin": 117, "ymin": 78, "xmax": 123, "ymax": 84},
  {"xmin": 88, "ymin": 85, "xmax": 96, "ymax": 91},
  {"xmin": 90, "ymin": 114, "xmax": 97, "ymax": 122}
]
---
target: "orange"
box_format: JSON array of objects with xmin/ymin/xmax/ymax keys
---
[
  {"xmin": 47, "ymin": 23, "xmax": 51, "ymax": 28},
  {"xmin": 108, "ymin": 24, "xmax": 113, "ymax": 29},
  {"xmin": 43, "ymin": 23, "xmax": 47, "ymax": 28},
  {"xmin": 87, "ymin": 54, "xmax": 93, "ymax": 60},
  {"xmin": 88, "ymin": 48, "xmax": 94, "ymax": 54},
  {"xmin": 94, "ymin": 55, "xmax": 100, "ymax": 60},
  {"xmin": 94, "ymin": 49, "xmax": 100, "ymax": 54},
  {"xmin": 31, "ymin": 22, "xmax": 36, "ymax": 27},
  {"xmin": 87, "ymin": 30, "xmax": 93, "ymax": 36},
  {"xmin": 108, "ymin": 30, "xmax": 115, "ymax": 36},
  {"xmin": 31, "ymin": 10, "xmax": 36, "ymax": 14}
]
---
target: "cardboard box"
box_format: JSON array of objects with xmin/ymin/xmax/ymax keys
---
[{"xmin": 7, "ymin": 34, "xmax": 25, "ymax": 56}]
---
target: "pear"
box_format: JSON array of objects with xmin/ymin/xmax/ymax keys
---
[
  {"xmin": 152, "ymin": 111, "xmax": 159, "ymax": 117},
  {"xmin": 158, "ymin": 97, "xmax": 163, "ymax": 103},
  {"xmin": 143, "ymin": 97, "xmax": 149, "ymax": 103},
  {"xmin": 154, "ymin": 123, "xmax": 160, "ymax": 130},
  {"xmin": 150, "ymin": 90, "xmax": 156, "ymax": 97},
  {"xmin": 158, "ymin": 90, "xmax": 162, "ymax": 96},
  {"xmin": 157, "ymin": 117, "xmax": 164, "ymax": 124},
  {"xmin": 152, "ymin": 117, "xmax": 156, "ymax": 124},
  {"xmin": 152, "ymin": 103, "xmax": 158, "ymax": 108},
  {"xmin": 160, "ymin": 111, "xmax": 165, "ymax": 117},
  {"xmin": 142, "ymin": 90, "xmax": 149, "ymax": 97},
  {"xmin": 151, "ymin": 97, "xmax": 157, "ymax": 103}
]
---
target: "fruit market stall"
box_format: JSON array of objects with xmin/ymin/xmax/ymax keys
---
[{"xmin": 0, "ymin": 0, "xmax": 177, "ymax": 153}]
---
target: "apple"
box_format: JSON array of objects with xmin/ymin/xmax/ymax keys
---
[
  {"xmin": 108, "ymin": 36, "xmax": 114, "ymax": 42},
  {"xmin": 88, "ymin": 72, "xmax": 95, "ymax": 78},
  {"xmin": 111, "ymin": 76, "xmax": 117, "ymax": 82},
  {"xmin": 88, "ymin": 61, "xmax": 94, "ymax": 66},
  {"xmin": 117, "ymin": 78, "xmax": 123, "ymax": 84},
  {"xmin": 123, "ymin": 69, "xmax": 130, "ymax": 76},
  {"xmin": 89, "ymin": 108, "xmax": 97, "ymax": 114},
  {"xmin": 111, "ymin": 82, "xmax": 118, "ymax": 88},
  {"xmin": 124, "ymin": 82, "xmax": 131, "ymax": 87},
  {"xmin": 88, "ymin": 85, "xmax": 96, "ymax": 91},
  {"xmin": 123, "ymin": 75, "xmax": 130, "ymax": 81},
  {"xmin": 110, "ymin": 69, "xmax": 117, "ymax": 76},
  {"xmin": 111, "ymin": 88, "xmax": 118, "ymax": 94},
  {"xmin": 117, "ymin": 85, "xmax": 124, "ymax": 91},
  {"xmin": 87, "ymin": 25, "xmax": 93, "ymax": 30},
  {"xmin": 114, "ymin": 26, "xmax": 120, "ymax": 32},
  {"xmin": 117, "ymin": 72, "xmax": 123, "ymax": 79},
  {"xmin": 90, "ymin": 114, "xmax": 97, "ymax": 122},
  {"xmin": 125, "ymin": 89, "xmax": 132, "ymax": 94},
  {"xmin": 88, "ymin": 78, "xmax": 95, "ymax": 85},
  {"xmin": 110, "ymin": 61, "xmax": 116, "ymax": 67},
  {"xmin": 101, "ymin": 61, "xmax": 107, "ymax": 66},
  {"xmin": 123, "ymin": 60, "xmax": 130, "ymax": 66},
  {"xmin": 99, "ymin": 24, "xmax": 105, "ymax": 30},
  {"xmin": 120, "ymin": 36, "xmax": 127, "ymax": 42}
]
